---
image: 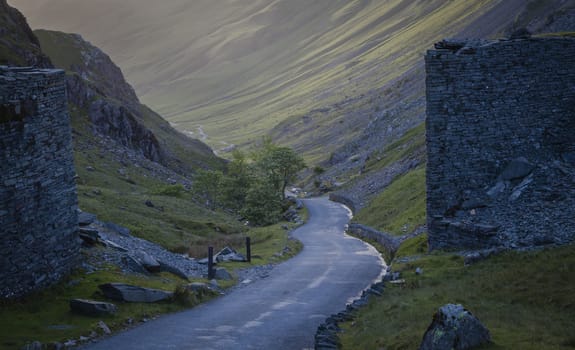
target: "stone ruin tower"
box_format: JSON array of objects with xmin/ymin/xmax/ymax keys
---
[
  {"xmin": 0, "ymin": 66, "xmax": 79, "ymax": 298},
  {"xmin": 425, "ymin": 37, "xmax": 575, "ymax": 251}
]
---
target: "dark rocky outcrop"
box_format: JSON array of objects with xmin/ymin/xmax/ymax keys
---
[
  {"xmin": 214, "ymin": 267, "xmax": 233, "ymax": 281},
  {"xmin": 37, "ymin": 32, "xmax": 166, "ymax": 165},
  {"xmin": 34, "ymin": 29, "xmax": 224, "ymax": 173},
  {"xmin": 0, "ymin": 0, "xmax": 52, "ymax": 67},
  {"xmin": 70, "ymin": 299, "xmax": 117, "ymax": 316},
  {"xmin": 34, "ymin": 29, "xmax": 139, "ymax": 107},
  {"xmin": 99, "ymin": 283, "xmax": 173, "ymax": 303},
  {"xmin": 419, "ymin": 304, "xmax": 491, "ymax": 350},
  {"xmin": 88, "ymin": 98, "xmax": 163, "ymax": 163}
]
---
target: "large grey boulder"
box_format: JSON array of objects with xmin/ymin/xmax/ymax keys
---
[
  {"xmin": 214, "ymin": 246, "xmax": 246, "ymax": 263},
  {"xmin": 78, "ymin": 211, "xmax": 97, "ymax": 226},
  {"xmin": 419, "ymin": 304, "xmax": 491, "ymax": 350},
  {"xmin": 99, "ymin": 283, "xmax": 173, "ymax": 303},
  {"xmin": 78, "ymin": 228, "xmax": 102, "ymax": 245},
  {"xmin": 134, "ymin": 250, "xmax": 161, "ymax": 272},
  {"xmin": 70, "ymin": 298, "xmax": 117, "ymax": 316},
  {"xmin": 214, "ymin": 267, "xmax": 233, "ymax": 281},
  {"xmin": 498, "ymin": 157, "xmax": 534, "ymax": 181},
  {"xmin": 159, "ymin": 260, "xmax": 190, "ymax": 280},
  {"xmin": 122, "ymin": 254, "xmax": 149, "ymax": 274}
]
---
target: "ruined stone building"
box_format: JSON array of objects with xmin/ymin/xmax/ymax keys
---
[
  {"xmin": 0, "ymin": 66, "xmax": 79, "ymax": 298},
  {"xmin": 426, "ymin": 37, "xmax": 575, "ymax": 250}
]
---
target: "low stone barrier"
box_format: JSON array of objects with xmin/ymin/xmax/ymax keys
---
[{"xmin": 347, "ymin": 223, "xmax": 400, "ymax": 263}]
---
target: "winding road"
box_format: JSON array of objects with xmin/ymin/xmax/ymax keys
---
[{"xmin": 85, "ymin": 197, "xmax": 384, "ymax": 349}]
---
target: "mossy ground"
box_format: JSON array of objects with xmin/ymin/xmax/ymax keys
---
[{"xmin": 0, "ymin": 268, "xmax": 198, "ymax": 349}]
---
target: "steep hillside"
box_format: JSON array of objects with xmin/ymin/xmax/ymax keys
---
[
  {"xmin": 32, "ymin": 29, "xmax": 240, "ymax": 250},
  {"xmin": 0, "ymin": 0, "xmax": 50, "ymax": 67},
  {"xmin": 34, "ymin": 29, "xmax": 223, "ymax": 173},
  {"xmin": 0, "ymin": 1, "xmax": 241, "ymax": 251},
  {"xmin": 9, "ymin": 0, "xmax": 530, "ymax": 158}
]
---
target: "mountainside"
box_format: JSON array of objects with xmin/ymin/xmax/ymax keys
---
[
  {"xmin": 11, "ymin": 1, "xmax": 575, "ymax": 168},
  {"xmin": 33, "ymin": 29, "xmax": 223, "ymax": 173},
  {"xmin": 0, "ymin": 0, "xmax": 50, "ymax": 67},
  {"xmin": 0, "ymin": 1, "xmax": 242, "ymax": 251},
  {"xmin": 8, "ymin": 0, "xmax": 534, "ymax": 157}
]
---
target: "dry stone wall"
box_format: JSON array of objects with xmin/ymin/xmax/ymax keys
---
[
  {"xmin": 0, "ymin": 66, "xmax": 79, "ymax": 298},
  {"xmin": 425, "ymin": 37, "xmax": 575, "ymax": 250}
]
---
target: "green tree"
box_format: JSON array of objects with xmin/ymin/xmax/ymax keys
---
[
  {"xmin": 240, "ymin": 179, "xmax": 283, "ymax": 226},
  {"xmin": 219, "ymin": 150, "xmax": 252, "ymax": 210},
  {"xmin": 191, "ymin": 169, "xmax": 222, "ymax": 210},
  {"xmin": 255, "ymin": 143, "xmax": 306, "ymax": 201}
]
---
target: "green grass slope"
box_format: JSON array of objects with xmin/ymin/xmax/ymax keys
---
[
  {"xmin": 11, "ymin": 0, "xmax": 524, "ymax": 158},
  {"xmin": 340, "ymin": 243, "xmax": 575, "ymax": 349}
]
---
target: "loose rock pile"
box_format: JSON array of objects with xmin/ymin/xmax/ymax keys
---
[{"xmin": 79, "ymin": 212, "xmax": 207, "ymax": 279}]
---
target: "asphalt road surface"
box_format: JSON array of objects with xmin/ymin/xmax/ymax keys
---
[{"xmin": 85, "ymin": 197, "xmax": 384, "ymax": 350}]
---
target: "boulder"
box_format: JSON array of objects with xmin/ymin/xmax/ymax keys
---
[
  {"xmin": 498, "ymin": 157, "xmax": 534, "ymax": 181},
  {"xmin": 214, "ymin": 267, "xmax": 233, "ymax": 281},
  {"xmin": 78, "ymin": 228, "xmax": 102, "ymax": 245},
  {"xmin": 134, "ymin": 250, "xmax": 161, "ymax": 272},
  {"xmin": 214, "ymin": 246, "xmax": 246, "ymax": 263},
  {"xmin": 78, "ymin": 211, "xmax": 97, "ymax": 226},
  {"xmin": 122, "ymin": 255, "xmax": 149, "ymax": 274},
  {"xmin": 99, "ymin": 283, "xmax": 173, "ymax": 303},
  {"xmin": 159, "ymin": 260, "xmax": 190, "ymax": 280},
  {"xmin": 70, "ymin": 299, "xmax": 117, "ymax": 316},
  {"xmin": 419, "ymin": 304, "xmax": 491, "ymax": 350}
]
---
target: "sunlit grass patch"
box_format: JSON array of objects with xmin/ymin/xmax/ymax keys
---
[{"xmin": 354, "ymin": 166, "xmax": 426, "ymax": 235}]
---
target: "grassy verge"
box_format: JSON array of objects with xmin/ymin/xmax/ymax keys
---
[
  {"xmin": 0, "ymin": 217, "xmax": 305, "ymax": 349},
  {"xmin": 339, "ymin": 242, "xmax": 575, "ymax": 349},
  {"xmin": 353, "ymin": 166, "xmax": 426, "ymax": 235},
  {"xmin": 346, "ymin": 117, "xmax": 575, "ymax": 348},
  {"xmin": 0, "ymin": 267, "xmax": 212, "ymax": 349},
  {"xmin": 218, "ymin": 220, "xmax": 305, "ymax": 271}
]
